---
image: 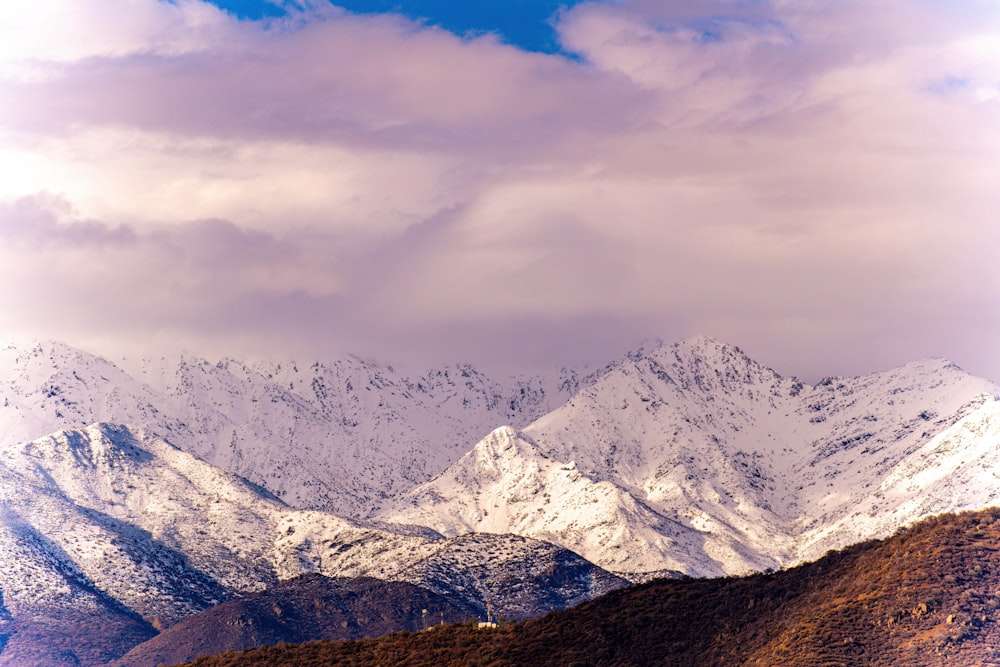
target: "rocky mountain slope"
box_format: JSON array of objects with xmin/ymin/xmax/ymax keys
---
[
  {"xmin": 0, "ymin": 423, "xmax": 623, "ymax": 666},
  {"xmin": 3, "ymin": 336, "xmax": 998, "ymax": 582},
  {"xmin": 110, "ymin": 575, "xmax": 481, "ymax": 667},
  {"xmin": 0, "ymin": 341, "xmax": 584, "ymax": 515},
  {"xmin": 381, "ymin": 337, "xmax": 1000, "ymax": 577},
  {"xmin": 179, "ymin": 507, "xmax": 1000, "ymax": 667},
  {"xmin": 2, "ymin": 336, "xmax": 1000, "ymax": 662}
]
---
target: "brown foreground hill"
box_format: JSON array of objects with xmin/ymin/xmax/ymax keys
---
[
  {"xmin": 182, "ymin": 507, "xmax": 1000, "ymax": 667},
  {"xmin": 110, "ymin": 575, "xmax": 480, "ymax": 667}
]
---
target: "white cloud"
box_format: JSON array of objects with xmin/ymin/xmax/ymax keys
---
[
  {"xmin": 0, "ymin": 0, "xmax": 248, "ymax": 80},
  {"xmin": 0, "ymin": 0, "xmax": 998, "ymax": 381}
]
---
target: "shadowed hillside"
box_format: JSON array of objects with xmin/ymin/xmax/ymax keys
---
[
  {"xmin": 110, "ymin": 575, "xmax": 480, "ymax": 667},
  {"xmin": 181, "ymin": 508, "xmax": 1000, "ymax": 666}
]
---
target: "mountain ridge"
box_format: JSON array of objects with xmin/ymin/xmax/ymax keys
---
[
  {"xmin": 2, "ymin": 336, "xmax": 1000, "ymax": 662},
  {"xmin": 0, "ymin": 421, "xmax": 625, "ymax": 666},
  {"xmin": 380, "ymin": 337, "xmax": 1000, "ymax": 577},
  {"xmin": 176, "ymin": 507, "xmax": 1000, "ymax": 667},
  {"xmin": 109, "ymin": 574, "xmax": 482, "ymax": 667},
  {"xmin": 0, "ymin": 339, "xmax": 587, "ymax": 516}
]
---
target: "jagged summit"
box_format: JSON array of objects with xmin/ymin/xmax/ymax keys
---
[
  {"xmin": 606, "ymin": 335, "xmax": 787, "ymax": 403},
  {"xmin": 4, "ymin": 338, "xmax": 1000, "ymax": 581},
  {"xmin": 0, "ymin": 340, "xmax": 583, "ymax": 516},
  {"xmin": 2, "ymin": 337, "xmax": 1000, "ymax": 662},
  {"xmin": 382, "ymin": 339, "xmax": 1000, "ymax": 578},
  {"xmin": 470, "ymin": 426, "xmax": 548, "ymax": 467},
  {"xmin": 630, "ymin": 334, "xmax": 747, "ymax": 360}
]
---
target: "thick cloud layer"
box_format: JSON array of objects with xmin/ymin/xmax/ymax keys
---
[{"xmin": 1, "ymin": 0, "xmax": 998, "ymax": 380}]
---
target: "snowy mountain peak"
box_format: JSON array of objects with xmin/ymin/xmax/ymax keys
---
[
  {"xmin": 4, "ymin": 336, "xmax": 1000, "ymax": 587},
  {"xmin": 0, "ymin": 340, "xmax": 584, "ymax": 516},
  {"xmin": 608, "ymin": 335, "xmax": 785, "ymax": 404},
  {"xmin": 384, "ymin": 340, "xmax": 1000, "ymax": 578},
  {"xmin": 22, "ymin": 422, "xmax": 155, "ymax": 470},
  {"xmin": 672, "ymin": 333, "xmax": 730, "ymax": 353},
  {"xmin": 666, "ymin": 336, "xmax": 779, "ymax": 380},
  {"xmin": 472, "ymin": 426, "xmax": 546, "ymax": 469},
  {"xmin": 623, "ymin": 333, "xmax": 753, "ymax": 360},
  {"xmin": 0, "ymin": 420, "xmax": 629, "ymax": 664}
]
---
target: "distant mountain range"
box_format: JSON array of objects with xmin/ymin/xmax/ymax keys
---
[
  {"xmin": 381, "ymin": 337, "xmax": 1000, "ymax": 577},
  {"xmin": 0, "ymin": 336, "xmax": 998, "ymax": 664},
  {"xmin": 0, "ymin": 341, "xmax": 591, "ymax": 516}
]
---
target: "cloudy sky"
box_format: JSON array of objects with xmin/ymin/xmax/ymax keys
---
[{"xmin": 1, "ymin": 0, "xmax": 998, "ymax": 381}]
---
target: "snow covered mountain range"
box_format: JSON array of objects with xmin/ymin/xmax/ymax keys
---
[
  {"xmin": 1, "ymin": 335, "xmax": 999, "ymax": 663},
  {"xmin": 0, "ymin": 341, "xmax": 584, "ymax": 515},
  {"xmin": 0, "ymin": 422, "xmax": 621, "ymax": 666},
  {"xmin": 382, "ymin": 338, "xmax": 1000, "ymax": 577}
]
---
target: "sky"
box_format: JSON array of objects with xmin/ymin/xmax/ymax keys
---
[{"xmin": 0, "ymin": 0, "xmax": 998, "ymax": 382}]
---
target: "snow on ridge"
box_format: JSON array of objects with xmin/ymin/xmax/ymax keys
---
[
  {"xmin": 0, "ymin": 420, "xmax": 625, "ymax": 641},
  {"xmin": 0, "ymin": 340, "xmax": 583, "ymax": 517},
  {"xmin": 3, "ymin": 335, "xmax": 1000, "ymax": 583},
  {"xmin": 382, "ymin": 337, "xmax": 1000, "ymax": 578}
]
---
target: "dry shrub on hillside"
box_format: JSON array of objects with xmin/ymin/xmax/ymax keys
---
[{"xmin": 184, "ymin": 508, "xmax": 1000, "ymax": 667}]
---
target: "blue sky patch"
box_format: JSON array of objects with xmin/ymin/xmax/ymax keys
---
[
  {"xmin": 206, "ymin": 0, "xmax": 286, "ymax": 20},
  {"xmin": 205, "ymin": 0, "xmax": 585, "ymax": 53},
  {"xmin": 925, "ymin": 75, "xmax": 971, "ymax": 96}
]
